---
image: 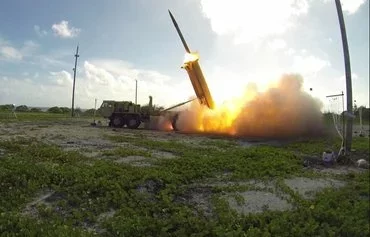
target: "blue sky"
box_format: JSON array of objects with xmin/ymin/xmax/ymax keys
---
[{"xmin": 0, "ymin": 0, "xmax": 368, "ymax": 110}]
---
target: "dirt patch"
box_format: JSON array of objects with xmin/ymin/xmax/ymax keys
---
[
  {"xmin": 191, "ymin": 179, "xmax": 275, "ymax": 191},
  {"xmin": 187, "ymin": 179, "xmax": 292, "ymax": 215},
  {"xmin": 60, "ymin": 138, "xmax": 116, "ymax": 151},
  {"xmin": 98, "ymin": 209, "xmax": 116, "ymax": 222},
  {"xmin": 131, "ymin": 161, "xmax": 154, "ymax": 167},
  {"xmin": 152, "ymin": 150, "xmax": 178, "ymax": 159},
  {"xmin": 0, "ymin": 124, "xmax": 26, "ymax": 138},
  {"xmin": 115, "ymin": 155, "xmax": 148, "ymax": 164},
  {"xmin": 137, "ymin": 179, "xmax": 164, "ymax": 194},
  {"xmin": 22, "ymin": 190, "xmax": 54, "ymax": 218},
  {"xmin": 284, "ymin": 177, "xmax": 346, "ymax": 199},
  {"xmin": 0, "ymin": 148, "xmax": 5, "ymax": 158},
  {"xmin": 226, "ymin": 191, "xmax": 293, "ymax": 214},
  {"xmin": 112, "ymin": 155, "xmax": 154, "ymax": 167},
  {"xmin": 136, "ymin": 179, "xmax": 165, "ymax": 202},
  {"xmin": 353, "ymin": 124, "xmax": 370, "ymax": 137},
  {"xmin": 317, "ymin": 166, "xmax": 367, "ymax": 175},
  {"xmin": 177, "ymin": 187, "xmax": 213, "ymax": 217}
]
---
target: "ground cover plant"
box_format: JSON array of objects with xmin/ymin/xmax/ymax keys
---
[{"xmin": 0, "ymin": 119, "xmax": 369, "ymax": 236}]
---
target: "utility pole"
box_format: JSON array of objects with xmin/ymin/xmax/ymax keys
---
[
  {"xmin": 71, "ymin": 44, "xmax": 80, "ymax": 117},
  {"xmin": 93, "ymin": 98, "xmax": 97, "ymax": 124},
  {"xmin": 335, "ymin": 0, "xmax": 353, "ymax": 153},
  {"xmin": 135, "ymin": 79, "xmax": 138, "ymax": 104},
  {"xmin": 135, "ymin": 79, "xmax": 138, "ymax": 113}
]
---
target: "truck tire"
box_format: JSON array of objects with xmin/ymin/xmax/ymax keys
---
[
  {"xmin": 112, "ymin": 116, "xmax": 124, "ymax": 127},
  {"xmin": 171, "ymin": 113, "xmax": 179, "ymax": 131},
  {"xmin": 127, "ymin": 116, "xmax": 141, "ymax": 129}
]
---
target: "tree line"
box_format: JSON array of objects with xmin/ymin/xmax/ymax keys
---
[{"xmin": 0, "ymin": 104, "xmax": 102, "ymax": 116}]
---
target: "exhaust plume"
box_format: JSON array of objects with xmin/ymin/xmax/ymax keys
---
[{"xmin": 174, "ymin": 74, "xmax": 324, "ymax": 138}]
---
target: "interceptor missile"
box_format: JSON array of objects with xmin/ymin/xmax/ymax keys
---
[
  {"xmin": 168, "ymin": 10, "xmax": 190, "ymax": 53},
  {"xmin": 168, "ymin": 10, "xmax": 215, "ymax": 110}
]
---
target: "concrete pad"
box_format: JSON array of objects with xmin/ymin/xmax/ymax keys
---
[
  {"xmin": 227, "ymin": 191, "xmax": 292, "ymax": 214},
  {"xmin": 284, "ymin": 177, "xmax": 346, "ymax": 199}
]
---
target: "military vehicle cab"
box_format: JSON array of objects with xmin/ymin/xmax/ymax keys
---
[{"xmin": 100, "ymin": 96, "xmax": 152, "ymax": 129}]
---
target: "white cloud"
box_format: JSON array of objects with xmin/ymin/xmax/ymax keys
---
[
  {"xmin": 200, "ymin": 0, "xmax": 310, "ymax": 44},
  {"xmin": 200, "ymin": 0, "xmax": 367, "ymax": 44},
  {"xmin": 34, "ymin": 25, "xmax": 48, "ymax": 37},
  {"xmin": 323, "ymin": 0, "xmax": 367, "ymax": 14},
  {"xmin": 342, "ymin": 0, "xmax": 367, "ymax": 14},
  {"xmin": 268, "ymin": 39, "xmax": 287, "ymax": 51},
  {"xmin": 290, "ymin": 54, "xmax": 331, "ymax": 76},
  {"xmin": 87, "ymin": 59, "xmax": 137, "ymax": 79},
  {"xmin": 0, "ymin": 38, "xmax": 22, "ymax": 60},
  {"xmin": 51, "ymin": 20, "xmax": 80, "ymax": 38},
  {"xmin": 22, "ymin": 40, "xmax": 39, "ymax": 55},
  {"xmin": 82, "ymin": 60, "xmax": 191, "ymax": 107},
  {"xmin": 84, "ymin": 61, "xmax": 116, "ymax": 86},
  {"xmin": 285, "ymin": 48, "xmax": 296, "ymax": 55},
  {"xmin": 0, "ymin": 39, "xmax": 39, "ymax": 61},
  {"xmin": 50, "ymin": 70, "xmax": 73, "ymax": 87},
  {"xmin": 0, "ymin": 46, "xmax": 23, "ymax": 60},
  {"xmin": 0, "ymin": 59, "xmax": 193, "ymax": 108}
]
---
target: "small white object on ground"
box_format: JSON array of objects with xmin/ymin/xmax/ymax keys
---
[{"xmin": 356, "ymin": 159, "xmax": 369, "ymax": 169}]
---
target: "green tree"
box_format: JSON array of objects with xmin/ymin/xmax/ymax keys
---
[
  {"xmin": 30, "ymin": 108, "xmax": 42, "ymax": 113},
  {"xmin": 354, "ymin": 106, "xmax": 369, "ymax": 122},
  {"xmin": 74, "ymin": 107, "xmax": 82, "ymax": 115},
  {"xmin": 60, "ymin": 107, "xmax": 71, "ymax": 114},
  {"xmin": 15, "ymin": 105, "xmax": 29, "ymax": 112},
  {"xmin": 0, "ymin": 104, "xmax": 15, "ymax": 112},
  {"xmin": 47, "ymin": 106, "xmax": 62, "ymax": 113},
  {"xmin": 83, "ymin": 108, "xmax": 101, "ymax": 116}
]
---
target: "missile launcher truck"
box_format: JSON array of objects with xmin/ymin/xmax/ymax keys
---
[
  {"xmin": 99, "ymin": 10, "xmax": 214, "ymax": 130},
  {"xmin": 100, "ymin": 96, "xmax": 152, "ymax": 128}
]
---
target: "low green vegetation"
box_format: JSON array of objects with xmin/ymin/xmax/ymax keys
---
[
  {"xmin": 0, "ymin": 112, "xmax": 70, "ymax": 121},
  {"xmin": 0, "ymin": 111, "xmax": 103, "ymax": 122},
  {"xmin": 102, "ymin": 147, "xmax": 151, "ymax": 158},
  {"xmin": 284, "ymin": 137, "xmax": 342, "ymax": 155},
  {"xmin": 0, "ymin": 131, "xmax": 368, "ymax": 236},
  {"xmin": 352, "ymin": 136, "xmax": 370, "ymax": 152},
  {"xmin": 0, "ymin": 104, "xmax": 102, "ymax": 121}
]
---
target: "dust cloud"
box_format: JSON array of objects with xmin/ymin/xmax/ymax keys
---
[{"xmin": 174, "ymin": 74, "xmax": 324, "ymax": 138}]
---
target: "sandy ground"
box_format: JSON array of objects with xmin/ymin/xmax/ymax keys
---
[{"xmin": 0, "ymin": 119, "xmax": 368, "ymax": 215}]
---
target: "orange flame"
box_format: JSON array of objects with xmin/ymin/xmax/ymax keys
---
[{"xmin": 174, "ymin": 74, "xmax": 324, "ymax": 138}]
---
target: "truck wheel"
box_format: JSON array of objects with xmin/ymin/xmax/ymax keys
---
[
  {"xmin": 112, "ymin": 116, "xmax": 124, "ymax": 127},
  {"xmin": 127, "ymin": 116, "xmax": 141, "ymax": 129},
  {"xmin": 171, "ymin": 113, "xmax": 179, "ymax": 131}
]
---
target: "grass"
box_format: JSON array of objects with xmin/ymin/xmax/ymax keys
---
[
  {"xmin": 0, "ymin": 125, "xmax": 369, "ymax": 236},
  {"xmin": 102, "ymin": 147, "xmax": 152, "ymax": 158},
  {"xmin": 352, "ymin": 136, "xmax": 370, "ymax": 152},
  {"xmin": 0, "ymin": 112, "xmax": 102, "ymax": 122}
]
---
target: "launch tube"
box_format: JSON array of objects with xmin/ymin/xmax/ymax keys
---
[{"xmin": 183, "ymin": 59, "xmax": 215, "ymax": 109}]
